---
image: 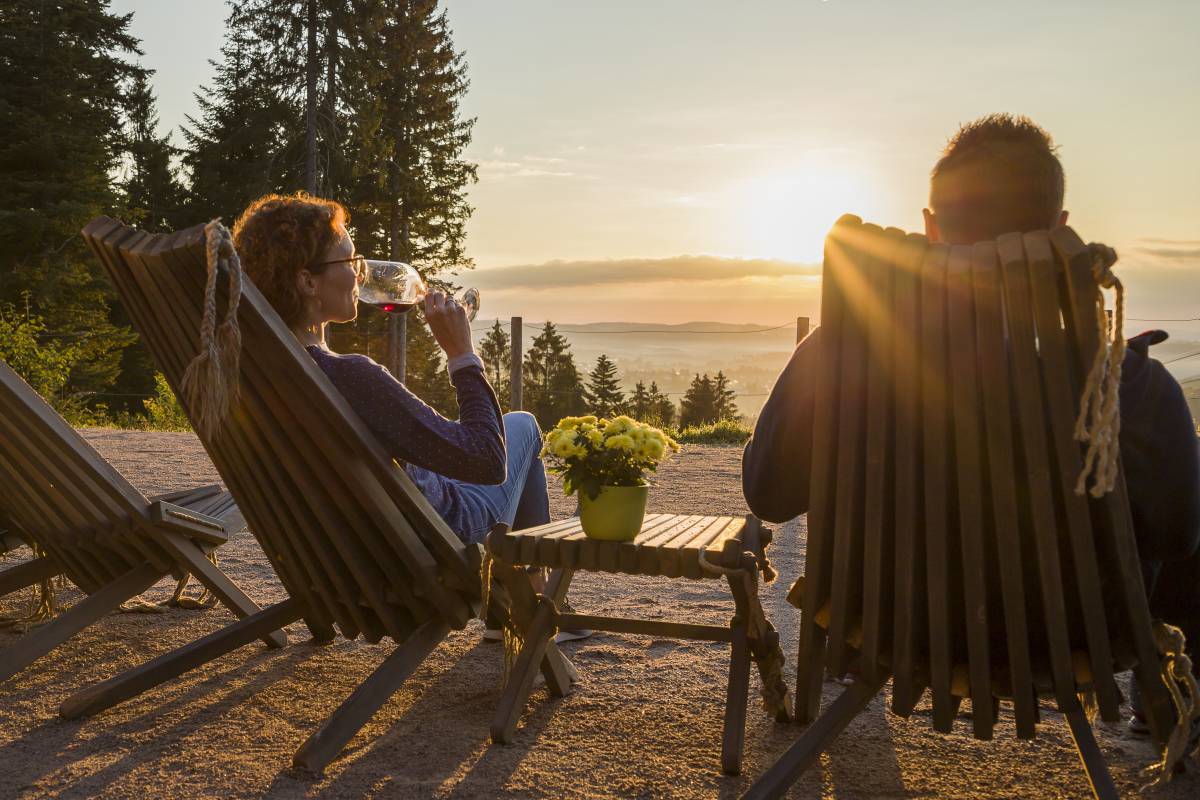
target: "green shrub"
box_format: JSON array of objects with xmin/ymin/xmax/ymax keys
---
[
  {"xmin": 141, "ymin": 373, "xmax": 191, "ymax": 431},
  {"xmin": 674, "ymin": 418, "xmax": 752, "ymax": 445}
]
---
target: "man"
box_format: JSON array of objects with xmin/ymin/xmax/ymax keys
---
[{"xmin": 742, "ymin": 113, "xmax": 1200, "ymax": 730}]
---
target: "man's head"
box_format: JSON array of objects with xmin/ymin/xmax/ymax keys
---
[{"xmin": 924, "ymin": 114, "xmax": 1067, "ymax": 245}]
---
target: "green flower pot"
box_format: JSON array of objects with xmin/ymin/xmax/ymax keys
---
[{"xmin": 578, "ymin": 484, "xmax": 649, "ymax": 541}]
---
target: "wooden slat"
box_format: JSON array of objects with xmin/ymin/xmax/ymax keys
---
[
  {"xmin": 795, "ymin": 213, "xmax": 855, "ymax": 722},
  {"xmin": 615, "ymin": 514, "xmax": 676, "ymax": 572},
  {"xmin": 890, "ymin": 232, "xmax": 929, "ymax": 716},
  {"xmin": 824, "ymin": 223, "xmax": 876, "ymax": 677},
  {"xmin": 978, "ymin": 233, "xmax": 1038, "ymax": 738},
  {"xmin": 859, "ymin": 227, "xmax": 901, "ymax": 683},
  {"xmin": 1017, "ymin": 231, "xmax": 1094, "ymax": 714},
  {"xmin": 919, "ymin": 240, "xmax": 957, "ymax": 732},
  {"xmin": 946, "ymin": 242, "xmax": 995, "ymax": 738},
  {"xmin": 680, "ymin": 516, "xmax": 744, "ymax": 579}
]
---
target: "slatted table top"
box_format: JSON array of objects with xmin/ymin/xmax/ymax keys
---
[{"xmin": 487, "ymin": 513, "xmax": 749, "ymax": 579}]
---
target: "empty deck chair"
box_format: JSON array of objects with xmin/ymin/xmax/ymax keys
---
[
  {"xmin": 0, "ymin": 359, "xmax": 285, "ymax": 683},
  {"xmin": 65, "ymin": 217, "xmax": 572, "ymax": 772},
  {"xmin": 744, "ymin": 217, "xmax": 1176, "ymax": 800}
]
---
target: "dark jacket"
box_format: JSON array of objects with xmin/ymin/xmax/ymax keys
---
[{"xmin": 742, "ymin": 328, "xmax": 1200, "ymax": 568}]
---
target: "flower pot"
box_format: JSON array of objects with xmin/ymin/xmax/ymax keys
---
[{"xmin": 578, "ymin": 484, "xmax": 649, "ymax": 541}]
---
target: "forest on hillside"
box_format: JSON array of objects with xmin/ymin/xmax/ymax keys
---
[{"xmin": 0, "ymin": 0, "xmax": 751, "ymax": 439}]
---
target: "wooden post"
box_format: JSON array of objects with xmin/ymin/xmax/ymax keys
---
[
  {"xmin": 385, "ymin": 314, "xmax": 407, "ymax": 383},
  {"xmin": 796, "ymin": 316, "xmax": 810, "ymax": 345},
  {"xmin": 510, "ymin": 316, "xmax": 523, "ymax": 411}
]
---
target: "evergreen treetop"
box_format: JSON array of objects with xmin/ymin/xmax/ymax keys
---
[{"xmin": 584, "ymin": 353, "xmax": 626, "ymax": 418}]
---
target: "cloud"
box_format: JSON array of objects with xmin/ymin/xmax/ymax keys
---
[
  {"xmin": 476, "ymin": 158, "xmax": 583, "ymax": 180},
  {"xmin": 1131, "ymin": 238, "xmax": 1200, "ymax": 266},
  {"xmin": 470, "ymin": 255, "xmax": 821, "ymax": 291}
]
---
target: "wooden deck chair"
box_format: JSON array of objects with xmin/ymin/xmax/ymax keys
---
[
  {"xmin": 66, "ymin": 217, "xmax": 573, "ymax": 772},
  {"xmin": 0, "ymin": 359, "xmax": 286, "ymax": 684},
  {"xmin": 744, "ymin": 216, "xmax": 1176, "ymax": 800}
]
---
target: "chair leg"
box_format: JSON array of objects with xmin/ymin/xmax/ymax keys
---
[
  {"xmin": 490, "ymin": 567, "xmax": 575, "ymax": 744},
  {"xmin": 155, "ymin": 530, "xmax": 287, "ymax": 648},
  {"xmin": 1065, "ymin": 708, "xmax": 1119, "ymax": 800},
  {"xmin": 742, "ymin": 676, "xmax": 886, "ymax": 800},
  {"xmin": 292, "ymin": 618, "xmax": 451, "ymax": 772},
  {"xmin": 0, "ymin": 562, "xmax": 164, "ymax": 683},
  {"xmin": 0, "ymin": 555, "xmax": 59, "ymax": 598},
  {"xmin": 60, "ymin": 598, "xmax": 303, "ymax": 720},
  {"xmin": 721, "ymin": 621, "xmax": 752, "ymax": 776}
]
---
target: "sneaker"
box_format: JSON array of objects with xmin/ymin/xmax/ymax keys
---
[{"xmin": 1129, "ymin": 678, "xmax": 1151, "ymax": 736}]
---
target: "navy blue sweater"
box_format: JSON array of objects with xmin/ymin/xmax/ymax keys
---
[
  {"xmin": 306, "ymin": 345, "xmax": 506, "ymax": 536},
  {"xmin": 743, "ymin": 328, "xmax": 1200, "ymax": 568}
]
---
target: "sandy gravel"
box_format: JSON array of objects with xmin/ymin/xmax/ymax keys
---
[{"xmin": 0, "ymin": 429, "xmax": 1195, "ymax": 799}]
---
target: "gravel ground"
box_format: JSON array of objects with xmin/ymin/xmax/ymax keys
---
[{"xmin": 0, "ymin": 429, "xmax": 1194, "ymax": 799}]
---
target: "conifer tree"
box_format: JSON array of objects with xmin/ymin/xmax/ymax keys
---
[
  {"xmin": 122, "ymin": 71, "xmax": 186, "ymax": 232},
  {"xmin": 402, "ymin": 315, "xmax": 456, "ymax": 416},
  {"xmin": 344, "ymin": 0, "xmax": 477, "ymax": 277},
  {"xmin": 0, "ymin": 0, "xmax": 143, "ymax": 405},
  {"xmin": 584, "ymin": 354, "xmax": 625, "ymax": 418},
  {"xmin": 629, "ymin": 380, "xmax": 651, "ymax": 421},
  {"xmin": 478, "ymin": 319, "xmax": 511, "ymax": 406},
  {"xmin": 647, "ymin": 381, "xmax": 676, "ymax": 428},
  {"xmin": 523, "ymin": 322, "xmax": 586, "ymax": 429},
  {"xmin": 679, "ymin": 373, "xmax": 718, "ymax": 428},
  {"xmin": 713, "ymin": 370, "xmax": 739, "ymax": 421}
]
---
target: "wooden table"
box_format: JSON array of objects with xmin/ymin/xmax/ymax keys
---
[{"xmin": 486, "ymin": 513, "xmax": 792, "ymax": 775}]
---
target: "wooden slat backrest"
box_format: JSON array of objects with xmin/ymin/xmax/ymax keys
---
[
  {"xmin": 82, "ymin": 217, "xmax": 480, "ymax": 641},
  {"xmin": 0, "ymin": 360, "xmax": 167, "ymax": 591},
  {"xmin": 800, "ymin": 216, "xmax": 1170, "ymax": 740}
]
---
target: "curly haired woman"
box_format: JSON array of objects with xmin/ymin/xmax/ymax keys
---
[{"xmin": 231, "ymin": 193, "xmax": 589, "ymax": 642}]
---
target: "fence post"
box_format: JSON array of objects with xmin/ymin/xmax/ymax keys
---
[
  {"xmin": 386, "ymin": 313, "xmax": 407, "ymax": 383},
  {"xmin": 796, "ymin": 316, "xmax": 810, "ymax": 345},
  {"xmin": 510, "ymin": 316, "xmax": 522, "ymax": 411}
]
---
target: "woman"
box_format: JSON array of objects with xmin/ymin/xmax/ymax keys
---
[{"xmin": 231, "ymin": 192, "xmax": 551, "ymax": 548}]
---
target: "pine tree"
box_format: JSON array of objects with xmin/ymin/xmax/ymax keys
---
[
  {"xmin": 122, "ymin": 71, "xmax": 186, "ymax": 232},
  {"xmin": 344, "ymin": 0, "xmax": 477, "ymax": 277},
  {"xmin": 629, "ymin": 380, "xmax": 651, "ymax": 421},
  {"xmin": 478, "ymin": 319, "xmax": 511, "ymax": 407},
  {"xmin": 0, "ymin": 0, "xmax": 143, "ymax": 405},
  {"xmin": 647, "ymin": 381, "xmax": 676, "ymax": 428},
  {"xmin": 182, "ymin": 3, "xmax": 305, "ymax": 220},
  {"xmin": 584, "ymin": 354, "xmax": 625, "ymax": 418},
  {"xmin": 523, "ymin": 322, "xmax": 585, "ymax": 429},
  {"xmin": 679, "ymin": 374, "xmax": 718, "ymax": 428},
  {"xmin": 713, "ymin": 370, "xmax": 739, "ymax": 421}
]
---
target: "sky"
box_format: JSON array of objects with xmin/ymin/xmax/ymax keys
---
[{"xmin": 111, "ymin": 0, "xmax": 1200, "ymax": 356}]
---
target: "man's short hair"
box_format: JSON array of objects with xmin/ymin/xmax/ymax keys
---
[{"xmin": 929, "ymin": 114, "xmax": 1065, "ymax": 243}]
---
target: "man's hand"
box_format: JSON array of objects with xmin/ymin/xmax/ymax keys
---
[{"xmin": 424, "ymin": 291, "xmax": 474, "ymax": 360}]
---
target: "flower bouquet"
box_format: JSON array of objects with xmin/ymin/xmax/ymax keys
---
[{"xmin": 542, "ymin": 415, "xmax": 680, "ymax": 541}]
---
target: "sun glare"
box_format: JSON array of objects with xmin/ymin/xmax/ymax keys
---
[{"xmin": 738, "ymin": 162, "xmax": 873, "ymax": 264}]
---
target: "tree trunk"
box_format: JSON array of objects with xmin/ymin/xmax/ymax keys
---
[
  {"xmin": 323, "ymin": 6, "xmax": 338, "ymax": 194},
  {"xmin": 304, "ymin": 0, "xmax": 318, "ymax": 194}
]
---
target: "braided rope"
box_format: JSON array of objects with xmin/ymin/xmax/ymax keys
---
[
  {"xmin": 1140, "ymin": 623, "xmax": 1200, "ymax": 788},
  {"xmin": 119, "ymin": 551, "xmax": 221, "ymax": 613},
  {"xmin": 0, "ymin": 546, "xmax": 59, "ymax": 632},
  {"xmin": 1073, "ymin": 243, "xmax": 1124, "ymax": 497},
  {"xmin": 179, "ymin": 221, "xmax": 244, "ymax": 440}
]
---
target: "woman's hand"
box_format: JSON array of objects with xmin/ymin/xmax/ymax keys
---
[{"xmin": 424, "ymin": 291, "xmax": 474, "ymax": 360}]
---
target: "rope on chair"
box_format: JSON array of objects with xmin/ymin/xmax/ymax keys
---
[
  {"xmin": 179, "ymin": 220, "xmax": 244, "ymax": 440},
  {"xmin": 1072, "ymin": 243, "xmax": 1124, "ymax": 497},
  {"xmin": 1140, "ymin": 623, "xmax": 1200, "ymax": 789}
]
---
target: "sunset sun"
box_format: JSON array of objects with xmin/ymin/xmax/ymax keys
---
[{"xmin": 739, "ymin": 162, "xmax": 872, "ymax": 264}]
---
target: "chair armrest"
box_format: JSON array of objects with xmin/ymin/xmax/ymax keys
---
[{"xmin": 149, "ymin": 501, "xmax": 230, "ymax": 546}]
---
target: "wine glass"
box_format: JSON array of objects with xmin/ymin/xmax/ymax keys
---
[{"xmin": 359, "ymin": 259, "xmax": 480, "ymax": 322}]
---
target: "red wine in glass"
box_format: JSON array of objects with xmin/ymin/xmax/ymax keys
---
[
  {"xmin": 360, "ymin": 260, "xmax": 480, "ymax": 321},
  {"xmin": 371, "ymin": 301, "xmax": 416, "ymax": 314}
]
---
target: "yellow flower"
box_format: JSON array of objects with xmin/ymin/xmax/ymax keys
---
[
  {"xmin": 645, "ymin": 438, "xmax": 665, "ymax": 460},
  {"xmin": 552, "ymin": 431, "xmax": 583, "ymax": 459},
  {"xmin": 604, "ymin": 433, "xmax": 636, "ymax": 451},
  {"xmin": 559, "ymin": 415, "xmax": 597, "ymax": 431},
  {"xmin": 586, "ymin": 428, "xmax": 604, "ymax": 445}
]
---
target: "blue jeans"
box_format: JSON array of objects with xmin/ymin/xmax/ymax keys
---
[{"xmin": 455, "ymin": 412, "xmax": 550, "ymax": 545}]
